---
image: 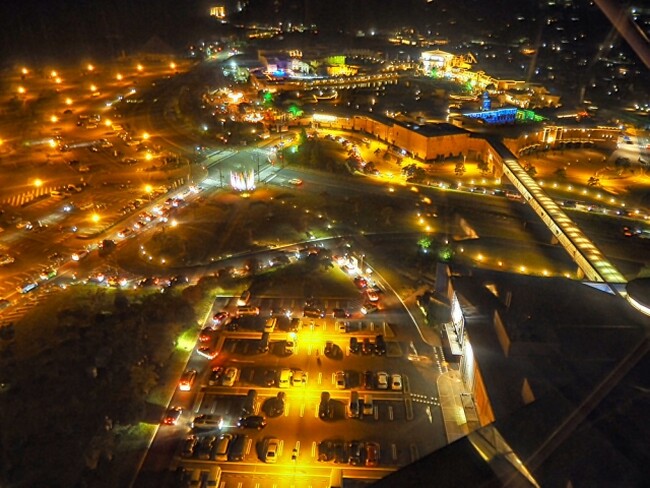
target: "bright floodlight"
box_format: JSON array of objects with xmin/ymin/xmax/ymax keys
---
[{"xmin": 230, "ymin": 169, "xmax": 256, "ymax": 191}]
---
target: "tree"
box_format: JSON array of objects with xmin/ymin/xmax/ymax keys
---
[
  {"xmin": 455, "ymin": 162, "xmax": 466, "ymax": 176},
  {"xmin": 477, "ymin": 160, "xmax": 489, "ymax": 174},
  {"xmin": 554, "ymin": 167, "xmax": 567, "ymax": 179}
]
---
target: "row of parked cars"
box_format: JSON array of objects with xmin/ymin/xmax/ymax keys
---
[
  {"xmin": 317, "ymin": 439, "xmax": 380, "ymax": 466},
  {"xmin": 349, "ymin": 334, "xmax": 386, "ymax": 355}
]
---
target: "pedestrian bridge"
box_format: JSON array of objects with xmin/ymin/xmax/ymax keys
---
[{"xmin": 490, "ymin": 140, "xmax": 627, "ymax": 293}]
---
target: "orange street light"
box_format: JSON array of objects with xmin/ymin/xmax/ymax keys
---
[
  {"xmin": 50, "ymin": 70, "xmax": 58, "ymax": 78},
  {"xmin": 50, "ymin": 115, "xmax": 58, "ymax": 123},
  {"xmin": 116, "ymin": 73, "xmax": 123, "ymax": 81},
  {"xmin": 91, "ymin": 213, "xmax": 101, "ymax": 223},
  {"xmin": 169, "ymin": 62, "xmax": 176, "ymax": 70},
  {"xmin": 65, "ymin": 97, "xmax": 73, "ymax": 105},
  {"xmin": 34, "ymin": 178, "xmax": 43, "ymax": 188},
  {"xmin": 90, "ymin": 84, "xmax": 97, "ymax": 92},
  {"xmin": 17, "ymin": 86, "xmax": 26, "ymax": 94},
  {"xmin": 87, "ymin": 63, "xmax": 94, "ymax": 72},
  {"xmin": 142, "ymin": 132, "xmax": 150, "ymax": 140},
  {"xmin": 136, "ymin": 64, "xmax": 144, "ymax": 72}
]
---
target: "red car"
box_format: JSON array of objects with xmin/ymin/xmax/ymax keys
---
[
  {"xmin": 199, "ymin": 327, "xmax": 215, "ymax": 342},
  {"xmin": 212, "ymin": 311, "xmax": 229, "ymax": 325}
]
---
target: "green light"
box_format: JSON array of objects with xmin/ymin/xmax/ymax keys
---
[
  {"xmin": 287, "ymin": 104, "xmax": 303, "ymax": 116},
  {"xmin": 176, "ymin": 329, "xmax": 196, "ymax": 352},
  {"xmin": 418, "ymin": 236, "xmax": 432, "ymax": 250},
  {"xmin": 438, "ymin": 246, "xmax": 454, "ymax": 262}
]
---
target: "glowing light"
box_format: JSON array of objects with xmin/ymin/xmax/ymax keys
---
[
  {"xmin": 87, "ymin": 64, "xmax": 94, "ymax": 71},
  {"xmin": 105, "ymin": 119, "xmax": 112, "ymax": 127},
  {"xmin": 519, "ymin": 265, "xmax": 527, "ymax": 272},
  {"xmin": 170, "ymin": 219, "xmax": 178, "ymax": 227},
  {"xmin": 65, "ymin": 98, "xmax": 73, "ymax": 105},
  {"xmin": 50, "ymin": 115, "xmax": 58, "ymax": 123},
  {"xmin": 54, "ymin": 77, "xmax": 62, "ymax": 84},
  {"xmin": 90, "ymin": 84, "xmax": 97, "ymax": 92},
  {"xmin": 91, "ymin": 213, "xmax": 101, "ymax": 223},
  {"xmin": 21, "ymin": 67, "xmax": 28, "ymax": 75},
  {"xmin": 50, "ymin": 70, "xmax": 58, "ymax": 78},
  {"xmin": 48, "ymin": 139, "xmax": 57, "ymax": 148},
  {"xmin": 477, "ymin": 254, "xmax": 484, "ymax": 262},
  {"xmin": 230, "ymin": 169, "xmax": 256, "ymax": 191},
  {"xmin": 116, "ymin": 73, "xmax": 123, "ymax": 81},
  {"xmin": 145, "ymin": 153, "xmax": 153, "ymax": 161},
  {"xmin": 144, "ymin": 184, "xmax": 153, "ymax": 193},
  {"xmin": 170, "ymin": 62, "xmax": 176, "ymax": 70},
  {"xmin": 137, "ymin": 64, "xmax": 144, "ymax": 72},
  {"xmin": 33, "ymin": 179, "xmax": 43, "ymax": 188},
  {"xmin": 142, "ymin": 132, "xmax": 150, "ymax": 140},
  {"xmin": 17, "ymin": 86, "xmax": 26, "ymax": 94}
]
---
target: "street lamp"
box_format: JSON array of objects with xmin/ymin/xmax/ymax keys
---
[
  {"xmin": 145, "ymin": 184, "xmax": 153, "ymax": 202},
  {"xmin": 91, "ymin": 213, "xmax": 101, "ymax": 223},
  {"xmin": 34, "ymin": 178, "xmax": 43, "ymax": 188}
]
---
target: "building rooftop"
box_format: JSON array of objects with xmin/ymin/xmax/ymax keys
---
[{"xmin": 376, "ymin": 269, "xmax": 650, "ymax": 487}]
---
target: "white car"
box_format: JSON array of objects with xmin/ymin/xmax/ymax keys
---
[
  {"xmin": 288, "ymin": 178, "xmax": 303, "ymax": 186},
  {"xmin": 376, "ymin": 371, "xmax": 389, "ymax": 390},
  {"xmin": 71, "ymin": 250, "xmax": 89, "ymax": 261},
  {"xmin": 222, "ymin": 367, "xmax": 238, "ymax": 387},
  {"xmin": 391, "ymin": 374, "xmax": 403, "ymax": 391},
  {"xmin": 335, "ymin": 371, "xmax": 346, "ymax": 389}
]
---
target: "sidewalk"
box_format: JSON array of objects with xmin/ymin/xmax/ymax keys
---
[{"xmin": 437, "ymin": 369, "xmax": 481, "ymax": 444}]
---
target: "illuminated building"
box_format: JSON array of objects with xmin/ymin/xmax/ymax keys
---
[{"xmin": 209, "ymin": 5, "xmax": 226, "ymax": 19}]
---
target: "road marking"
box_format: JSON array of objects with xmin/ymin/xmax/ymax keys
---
[
  {"xmin": 285, "ymin": 402, "xmax": 290, "ymax": 417},
  {"xmin": 388, "ymin": 405, "xmax": 394, "ymax": 421},
  {"xmin": 318, "ymin": 372, "xmax": 322, "ymax": 385},
  {"xmin": 300, "ymin": 403, "xmax": 305, "ymax": 417},
  {"xmin": 314, "ymin": 404, "xmax": 318, "ymax": 418},
  {"xmin": 279, "ymin": 440, "xmax": 284, "ymax": 456},
  {"xmin": 245, "ymin": 437, "xmax": 252, "ymax": 455},
  {"xmin": 307, "ymin": 344, "xmax": 312, "ymax": 355},
  {"xmin": 374, "ymin": 406, "xmax": 379, "ymax": 420},
  {"xmin": 311, "ymin": 441, "xmax": 317, "ymax": 458},
  {"xmin": 192, "ymin": 392, "xmax": 204, "ymax": 413},
  {"xmin": 391, "ymin": 443, "xmax": 397, "ymax": 461},
  {"xmin": 410, "ymin": 444, "xmax": 419, "ymax": 462},
  {"xmin": 296, "ymin": 440, "xmax": 301, "ymax": 454}
]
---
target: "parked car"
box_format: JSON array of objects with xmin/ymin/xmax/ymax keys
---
[
  {"xmin": 335, "ymin": 371, "xmax": 347, "ymax": 389},
  {"xmin": 319, "ymin": 392, "xmax": 332, "ymax": 419},
  {"xmin": 208, "ymin": 367, "xmax": 223, "ymax": 386},
  {"xmin": 365, "ymin": 442, "xmax": 380, "ymax": 466},
  {"xmin": 222, "ymin": 367, "xmax": 238, "ymax": 386},
  {"xmin": 237, "ymin": 415, "xmax": 267, "ymax": 430},
  {"xmin": 180, "ymin": 435, "xmax": 198, "ymax": 458},
  {"xmin": 376, "ymin": 371, "xmax": 389, "ymax": 390},
  {"xmin": 264, "ymin": 438, "xmax": 280, "ymax": 463},
  {"xmin": 391, "ymin": 374, "xmax": 403, "ymax": 391}
]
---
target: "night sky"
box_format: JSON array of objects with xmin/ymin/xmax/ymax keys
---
[{"xmin": 0, "ymin": 0, "xmax": 537, "ymax": 63}]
